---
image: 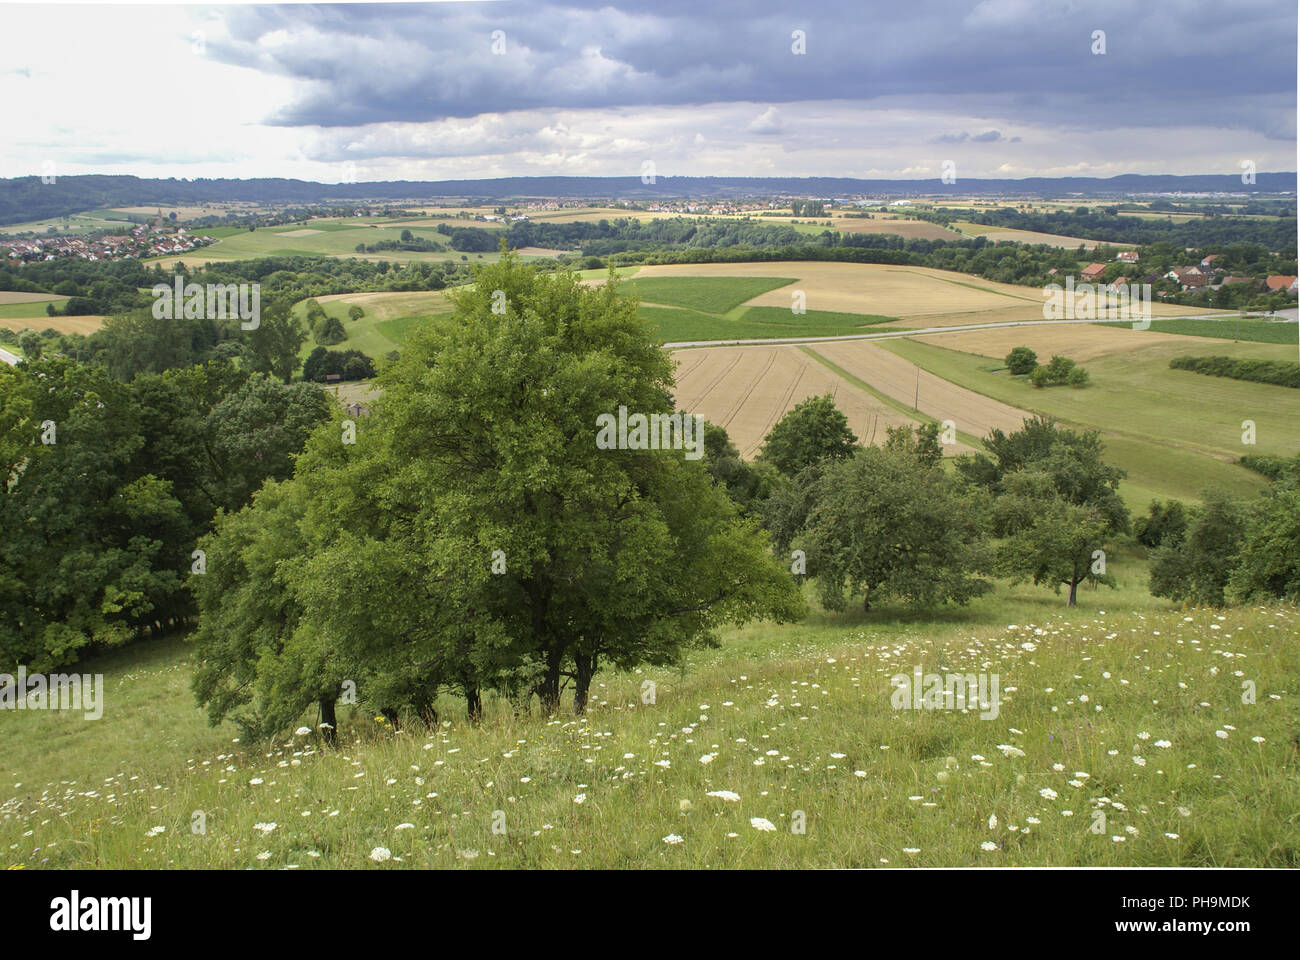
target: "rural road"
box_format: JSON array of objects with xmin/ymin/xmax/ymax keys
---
[{"xmin": 0, "ymin": 347, "xmax": 20, "ymax": 366}]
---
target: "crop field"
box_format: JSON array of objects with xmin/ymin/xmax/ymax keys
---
[
  {"xmin": 806, "ymin": 340, "xmax": 1029, "ymax": 445},
  {"xmin": 0, "ymin": 313, "xmax": 103, "ymax": 335},
  {"xmin": 631, "ymin": 276, "xmax": 797, "ymax": 313},
  {"xmin": 644, "ymin": 306, "xmax": 901, "ymax": 344},
  {"xmin": 0, "ymin": 291, "xmax": 64, "ymax": 305},
  {"xmin": 622, "ymin": 262, "xmax": 1065, "ymax": 321},
  {"xmin": 1095, "ymin": 317, "xmax": 1300, "ymax": 345},
  {"xmin": 949, "ymin": 220, "xmax": 1119, "ymax": 250},
  {"xmin": 915, "ymin": 323, "xmax": 1202, "ymax": 363},
  {"xmin": 671, "ymin": 344, "xmax": 923, "ymax": 457},
  {"xmin": 828, "ymin": 216, "xmax": 959, "ymax": 240}
]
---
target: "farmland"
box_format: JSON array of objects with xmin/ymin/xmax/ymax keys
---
[{"xmin": 672, "ymin": 344, "xmax": 925, "ymax": 457}]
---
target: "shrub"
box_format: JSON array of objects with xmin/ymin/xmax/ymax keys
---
[
  {"xmin": 1169, "ymin": 355, "xmax": 1300, "ymax": 389},
  {"xmin": 314, "ymin": 315, "xmax": 347, "ymax": 346},
  {"xmin": 1005, "ymin": 346, "xmax": 1038, "ymax": 375},
  {"xmin": 1067, "ymin": 366, "xmax": 1090, "ymax": 387}
]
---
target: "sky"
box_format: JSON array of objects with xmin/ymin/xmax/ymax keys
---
[{"xmin": 0, "ymin": 0, "xmax": 1295, "ymax": 184}]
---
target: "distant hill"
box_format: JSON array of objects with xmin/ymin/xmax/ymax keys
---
[{"xmin": 0, "ymin": 172, "xmax": 1294, "ymax": 227}]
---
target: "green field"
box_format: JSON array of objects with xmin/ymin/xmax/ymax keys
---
[
  {"xmin": 1096, "ymin": 317, "xmax": 1299, "ymax": 345},
  {"xmin": 626, "ymin": 276, "xmax": 901, "ymax": 343},
  {"xmin": 291, "ymin": 296, "xmax": 453, "ymax": 363},
  {"xmin": 0, "ymin": 299, "xmax": 69, "ymax": 320},
  {"xmin": 630, "ymin": 276, "xmax": 797, "ymax": 313},
  {"xmin": 881, "ymin": 337, "xmax": 1297, "ymax": 506},
  {"xmin": 3, "ymin": 565, "xmax": 1295, "ymax": 869}
]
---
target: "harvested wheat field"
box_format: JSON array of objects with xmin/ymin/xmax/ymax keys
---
[
  {"xmin": 808, "ymin": 340, "xmax": 1031, "ymax": 441},
  {"xmin": 0, "ymin": 315, "xmax": 106, "ymax": 335},
  {"xmin": 277, "ymin": 229, "xmax": 325, "ymax": 238},
  {"xmin": 671, "ymin": 344, "xmax": 922, "ymax": 458},
  {"xmin": 626, "ymin": 262, "xmax": 1043, "ymax": 318},
  {"xmin": 829, "ymin": 217, "xmax": 958, "ymax": 241},
  {"xmin": 914, "ymin": 322, "xmax": 1198, "ymax": 362},
  {"xmin": 0, "ymin": 291, "xmax": 64, "ymax": 305}
]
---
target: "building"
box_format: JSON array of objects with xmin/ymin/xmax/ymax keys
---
[
  {"xmin": 1116, "ymin": 250, "xmax": 1140, "ymax": 263},
  {"xmin": 1080, "ymin": 262, "xmax": 1107, "ymax": 281}
]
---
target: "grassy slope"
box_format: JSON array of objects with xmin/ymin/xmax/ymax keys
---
[
  {"xmin": 3, "ymin": 568, "xmax": 1295, "ymax": 869},
  {"xmin": 291, "ymin": 298, "xmax": 453, "ymax": 363},
  {"xmin": 880, "ymin": 338, "xmax": 1295, "ymax": 506}
]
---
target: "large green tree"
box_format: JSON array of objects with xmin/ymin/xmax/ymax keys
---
[{"xmin": 191, "ymin": 254, "xmax": 804, "ymax": 731}]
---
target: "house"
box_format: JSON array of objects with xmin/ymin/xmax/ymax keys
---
[
  {"xmin": 1106, "ymin": 276, "xmax": 1129, "ymax": 291},
  {"xmin": 1080, "ymin": 262, "xmax": 1106, "ymax": 281},
  {"xmin": 1200, "ymin": 254, "xmax": 1220, "ymax": 269},
  {"xmin": 1264, "ymin": 275, "xmax": 1297, "ymax": 292},
  {"xmin": 1219, "ymin": 276, "xmax": 1254, "ymax": 286},
  {"xmin": 1116, "ymin": 250, "xmax": 1140, "ymax": 263}
]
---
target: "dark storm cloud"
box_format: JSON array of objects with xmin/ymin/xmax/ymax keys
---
[{"xmin": 204, "ymin": 0, "xmax": 1296, "ymax": 138}]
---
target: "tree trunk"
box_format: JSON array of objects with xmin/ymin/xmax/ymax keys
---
[
  {"xmin": 535, "ymin": 654, "xmax": 563, "ymax": 715},
  {"xmin": 1068, "ymin": 578, "xmax": 1078, "ymax": 607},
  {"xmin": 573, "ymin": 654, "xmax": 597, "ymax": 716},
  {"xmin": 466, "ymin": 687, "xmax": 482, "ymax": 725},
  {"xmin": 319, "ymin": 698, "xmax": 338, "ymax": 747},
  {"xmin": 381, "ymin": 707, "xmax": 400, "ymax": 730}
]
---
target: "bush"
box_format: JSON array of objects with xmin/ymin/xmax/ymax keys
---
[
  {"xmin": 1030, "ymin": 354, "xmax": 1088, "ymax": 388},
  {"xmin": 314, "ymin": 315, "xmax": 346, "ymax": 346},
  {"xmin": 1005, "ymin": 346, "xmax": 1038, "ymax": 375},
  {"xmin": 302, "ymin": 347, "xmax": 376, "ymax": 383},
  {"xmin": 1169, "ymin": 355, "xmax": 1300, "ymax": 389}
]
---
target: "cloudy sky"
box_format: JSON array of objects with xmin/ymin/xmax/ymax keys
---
[{"xmin": 1, "ymin": 0, "xmax": 1295, "ymax": 183}]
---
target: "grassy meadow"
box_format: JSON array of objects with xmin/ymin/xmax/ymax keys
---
[
  {"xmin": 2, "ymin": 564, "xmax": 1295, "ymax": 869},
  {"xmin": 880, "ymin": 337, "xmax": 1296, "ymax": 507}
]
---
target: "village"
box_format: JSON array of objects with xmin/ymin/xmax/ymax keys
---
[{"xmin": 1, "ymin": 220, "xmax": 215, "ymax": 266}]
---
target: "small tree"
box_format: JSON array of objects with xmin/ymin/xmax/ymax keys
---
[
  {"xmin": 759, "ymin": 393, "xmax": 858, "ymax": 476},
  {"xmin": 347, "ymin": 305, "xmax": 365, "ymax": 322},
  {"xmin": 314, "ymin": 315, "xmax": 347, "ymax": 346},
  {"xmin": 1005, "ymin": 346, "xmax": 1038, "ymax": 375},
  {"xmin": 994, "ymin": 471, "xmax": 1115, "ymax": 607},
  {"xmin": 796, "ymin": 438, "xmax": 992, "ymax": 611}
]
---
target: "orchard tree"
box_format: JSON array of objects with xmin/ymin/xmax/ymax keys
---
[
  {"xmin": 759, "ymin": 393, "xmax": 858, "ymax": 476},
  {"xmin": 993, "ymin": 471, "xmax": 1115, "ymax": 607},
  {"xmin": 794, "ymin": 430, "xmax": 992, "ymax": 612}
]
